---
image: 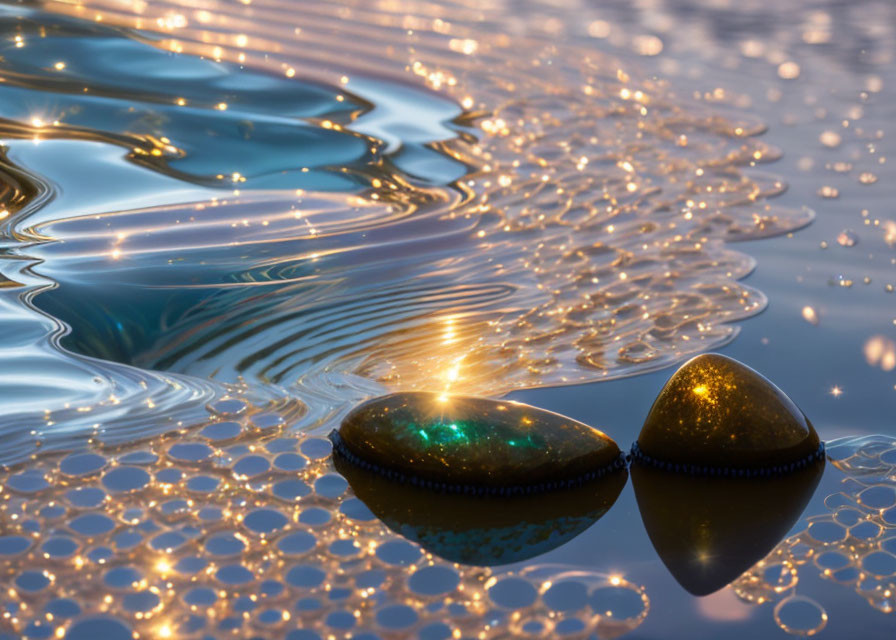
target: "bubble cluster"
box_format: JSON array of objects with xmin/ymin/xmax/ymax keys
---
[
  {"xmin": 732, "ymin": 436, "xmax": 896, "ymax": 633},
  {"xmin": 0, "ymin": 396, "xmax": 648, "ymax": 640}
]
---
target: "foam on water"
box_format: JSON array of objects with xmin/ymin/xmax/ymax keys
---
[
  {"xmin": 0, "ymin": 391, "xmax": 893, "ymax": 639},
  {"xmin": 0, "ymin": 395, "xmax": 651, "ymax": 640}
]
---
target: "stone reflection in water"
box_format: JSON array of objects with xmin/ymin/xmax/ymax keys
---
[
  {"xmin": 0, "ymin": 395, "xmax": 649, "ymax": 640},
  {"xmin": 334, "ymin": 453, "xmax": 626, "ymax": 566},
  {"xmin": 733, "ymin": 436, "xmax": 896, "ymax": 630},
  {"xmin": 632, "ymin": 461, "xmax": 824, "ymax": 596},
  {"xmin": 330, "ymin": 392, "xmax": 626, "ymax": 566}
]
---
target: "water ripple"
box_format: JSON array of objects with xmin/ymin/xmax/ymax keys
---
[{"xmin": 0, "ymin": 0, "xmax": 821, "ymax": 459}]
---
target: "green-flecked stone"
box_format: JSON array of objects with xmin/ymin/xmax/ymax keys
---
[
  {"xmin": 631, "ymin": 460, "xmax": 823, "ymax": 595},
  {"xmin": 637, "ymin": 353, "xmax": 821, "ymax": 469},
  {"xmin": 334, "ymin": 454, "xmax": 626, "ymax": 566},
  {"xmin": 334, "ymin": 392, "xmax": 621, "ymax": 489}
]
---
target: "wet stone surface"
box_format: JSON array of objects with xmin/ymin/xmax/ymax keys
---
[
  {"xmin": 635, "ymin": 354, "xmax": 822, "ymax": 471},
  {"xmin": 334, "ymin": 392, "xmax": 623, "ymax": 490}
]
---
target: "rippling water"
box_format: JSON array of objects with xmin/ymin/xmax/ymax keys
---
[
  {"xmin": 1, "ymin": 0, "xmax": 895, "ymax": 638},
  {"xmin": 2, "ymin": 0, "xmax": 817, "ymax": 460}
]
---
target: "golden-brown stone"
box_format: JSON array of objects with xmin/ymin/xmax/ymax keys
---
[
  {"xmin": 332, "ymin": 391, "xmax": 623, "ymax": 490},
  {"xmin": 635, "ymin": 353, "xmax": 822, "ymax": 471}
]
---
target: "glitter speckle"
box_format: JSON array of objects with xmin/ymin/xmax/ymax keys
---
[
  {"xmin": 777, "ymin": 61, "xmax": 801, "ymax": 79},
  {"xmin": 859, "ymin": 172, "xmax": 878, "ymax": 185},
  {"xmin": 836, "ymin": 229, "xmax": 858, "ymax": 247},
  {"xmin": 802, "ymin": 306, "xmax": 819, "ymax": 325},
  {"xmin": 819, "ymin": 131, "xmax": 842, "ymax": 148}
]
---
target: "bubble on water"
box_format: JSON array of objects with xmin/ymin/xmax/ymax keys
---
[
  {"xmin": 232, "ymin": 454, "xmax": 270, "ymax": 478},
  {"xmin": 488, "ymin": 577, "xmax": 539, "ymax": 609},
  {"xmin": 849, "ymin": 520, "xmax": 883, "ymax": 542},
  {"xmin": 205, "ymin": 532, "xmax": 246, "ymax": 557},
  {"xmin": 101, "ymin": 467, "xmax": 150, "ymax": 493},
  {"xmin": 314, "ymin": 473, "xmax": 348, "ymax": 498},
  {"xmin": 59, "ymin": 453, "xmax": 106, "ymax": 477},
  {"xmin": 185, "ymin": 474, "xmax": 220, "ymax": 493},
  {"xmin": 208, "ymin": 397, "xmax": 247, "ymax": 416},
  {"xmin": 832, "ymin": 506, "xmax": 863, "ymax": 527},
  {"xmin": 814, "ymin": 551, "xmax": 850, "ymax": 572},
  {"xmin": 300, "ymin": 438, "xmax": 333, "ymax": 460},
  {"xmin": 862, "ymin": 551, "xmax": 896, "ymax": 578},
  {"xmin": 67, "ymin": 513, "xmax": 116, "ymax": 537},
  {"xmin": 41, "ymin": 536, "xmax": 79, "ymax": 559},
  {"xmin": 277, "ymin": 531, "xmax": 317, "ymax": 556},
  {"xmin": 64, "ymin": 617, "xmax": 133, "ymax": 640},
  {"xmin": 829, "ymin": 274, "xmax": 853, "ymax": 288},
  {"xmin": 858, "ymin": 485, "xmax": 896, "ymax": 509},
  {"xmin": 66, "ymin": 487, "xmax": 106, "ymax": 508},
  {"xmin": 806, "ymin": 520, "xmax": 848, "ymax": 544},
  {"xmin": 409, "ymin": 566, "xmax": 461, "ymax": 597},
  {"xmin": 166, "ymin": 441, "xmax": 214, "ymax": 463},
  {"xmin": 103, "ymin": 566, "xmax": 143, "ymax": 589},
  {"xmin": 183, "ymin": 586, "xmax": 216, "ymax": 607},
  {"xmin": 8, "ymin": 470, "xmax": 50, "ymax": 494},
  {"xmin": 273, "ymin": 452, "xmax": 308, "ymax": 472},
  {"xmin": 773, "ymin": 595, "xmax": 827, "ymax": 636},
  {"xmin": 117, "ymin": 451, "xmax": 157, "ymax": 465},
  {"xmin": 271, "ymin": 478, "xmax": 311, "ymax": 501},
  {"xmin": 199, "ymin": 420, "xmax": 243, "ymax": 442},
  {"xmin": 251, "ymin": 412, "xmax": 286, "ymax": 430},
  {"xmin": 340, "ymin": 497, "xmax": 376, "ymax": 522},
  {"xmin": 243, "ymin": 508, "xmax": 289, "ymax": 535},
  {"xmin": 376, "ymin": 539, "xmax": 422, "ymax": 567},
  {"xmin": 376, "ymin": 603, "xmax": 419, "ymax": 630}
]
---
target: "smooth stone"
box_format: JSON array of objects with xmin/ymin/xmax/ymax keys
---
[
  {"xmin": 333, "ymin": 392, "xmax": 621, "ymax": 489},
  {"xmin": 631, "ymin": 458, "xmax": 823, "ymax": 596},
  {"xmin": 334, "ymin": 454, "xmax": 626, "ymax": 566},
  {"xmin": 636, "ymin": 353, "xmax": 821, "ymax": 470}
]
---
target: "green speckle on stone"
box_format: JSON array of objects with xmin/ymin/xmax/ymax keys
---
[{"xmin": 335, "ymin": 391, "xmax": 621, "ymax": 489}]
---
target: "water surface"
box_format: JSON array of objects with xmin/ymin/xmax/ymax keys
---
[{"xmin": 0, "ymin": 0, "xmax": 894, "ymax": 638}]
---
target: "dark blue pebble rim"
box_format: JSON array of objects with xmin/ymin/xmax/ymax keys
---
[
  {"xmin": 629, "ymin": 440, "xmax": 827, "ymax": 477},
  {"xmin": 328, "ymin": 429, "xmax": 628, "ymax": 496}
]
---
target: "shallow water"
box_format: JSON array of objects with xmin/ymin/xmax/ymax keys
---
[{"xmin": 0, "ymin": 0, "xmax": 895, "ymax": 638}]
